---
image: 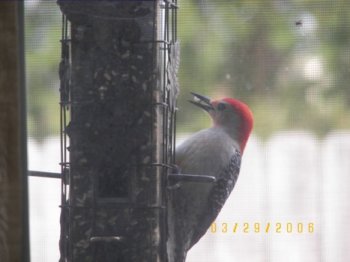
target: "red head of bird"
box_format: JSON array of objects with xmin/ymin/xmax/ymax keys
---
[{"xmin": 190, "ymin": 93, "xmax": 253, "ymax": 153}]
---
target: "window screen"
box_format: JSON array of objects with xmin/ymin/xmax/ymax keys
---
[
  {"xmin": 25, "ymin": 1, "xmax": 350, "ymax": 261},
  {"xmin": 25, "ymin": 1, "xmax": 61, "ymax": 261}
]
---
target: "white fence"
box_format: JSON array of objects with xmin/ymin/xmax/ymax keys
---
[{"xmin": 28, "ymin": 131, "xmax": 350, "ymax": 262}]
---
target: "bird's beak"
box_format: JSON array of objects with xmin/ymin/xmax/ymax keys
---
[{"xmin": 189, "ymin": 92, "xmax": 214, "ymax": 112}]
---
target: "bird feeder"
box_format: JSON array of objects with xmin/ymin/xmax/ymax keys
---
[{"xmin": 57, "ymin": 1, "xmax": 178, "ymax": 261}]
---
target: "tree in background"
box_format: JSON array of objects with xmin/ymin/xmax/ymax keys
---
[
  {"xmin": 177, "ymin": 0, "xmax": 350, "ymax": 138},
  {"xmin": 25, "ymin": 0, "xmax": 350, "ymax": 139},
  {"xmin": 25, "ymin": 1, "xmax": 61, "ymax": 139}
]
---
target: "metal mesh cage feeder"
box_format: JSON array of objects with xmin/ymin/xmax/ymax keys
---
[{"xmin": 58, "ymin": 1, "xmax": 178, "ymax": 261}]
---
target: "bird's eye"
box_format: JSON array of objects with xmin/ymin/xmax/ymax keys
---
[{"xmin": 217, "ymin": 103, "xmax": 226, "ymax": 111}]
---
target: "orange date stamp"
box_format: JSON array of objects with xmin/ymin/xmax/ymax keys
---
[{"xmin": 210, "ymin": 222, "xmax": 315, "ymax": 234}]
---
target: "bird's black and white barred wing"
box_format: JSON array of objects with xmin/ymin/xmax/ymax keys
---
[{"xmin": 189, "ymin": 149, "xmax": 241, "ymax": 248}]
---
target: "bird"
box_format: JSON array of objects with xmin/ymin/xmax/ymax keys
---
[{"xmin": 167, "ymin": 92, "xmax": 254, "ymax": 262}]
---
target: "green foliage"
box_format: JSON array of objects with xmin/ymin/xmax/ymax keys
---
[
  {"xmin": 177, "ymin": 0, "xmax": 350, "ymax": 138},
  {"xmin": 25, "ymin": 0, "xmax": 350, "ymax": 139},
  {"xmin": 25, "ymin": 1, "xmax": 61, "ymax": 139}
]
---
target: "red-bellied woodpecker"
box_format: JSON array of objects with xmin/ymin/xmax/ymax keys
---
[{"xmin": 167, "ymin": 93, "xmax": 254, "ymax": 262}]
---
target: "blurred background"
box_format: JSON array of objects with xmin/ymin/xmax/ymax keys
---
[{"xmin": 25, "ymin": 0, "xmax": 350, "ymax": 261}]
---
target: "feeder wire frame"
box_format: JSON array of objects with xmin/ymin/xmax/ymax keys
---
[{"xmin": 59, "ymin": 13, "xmax": 71, "ymax": 262}]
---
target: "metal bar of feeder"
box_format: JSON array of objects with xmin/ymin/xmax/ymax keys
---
[
  {"xmin": 60, "ymin": 203, "xmax": 166, "ymax": 210},
  {"xmin": 90, "ymin": 236, "xmax": 124, "ymax": 243},
  {"xmin": 168, "ymin": 174, "xmax": 216, "ymax": 183},
  {"xmin": 28, "ymin": 171, "xmax": 61, "ymax": 179}
]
